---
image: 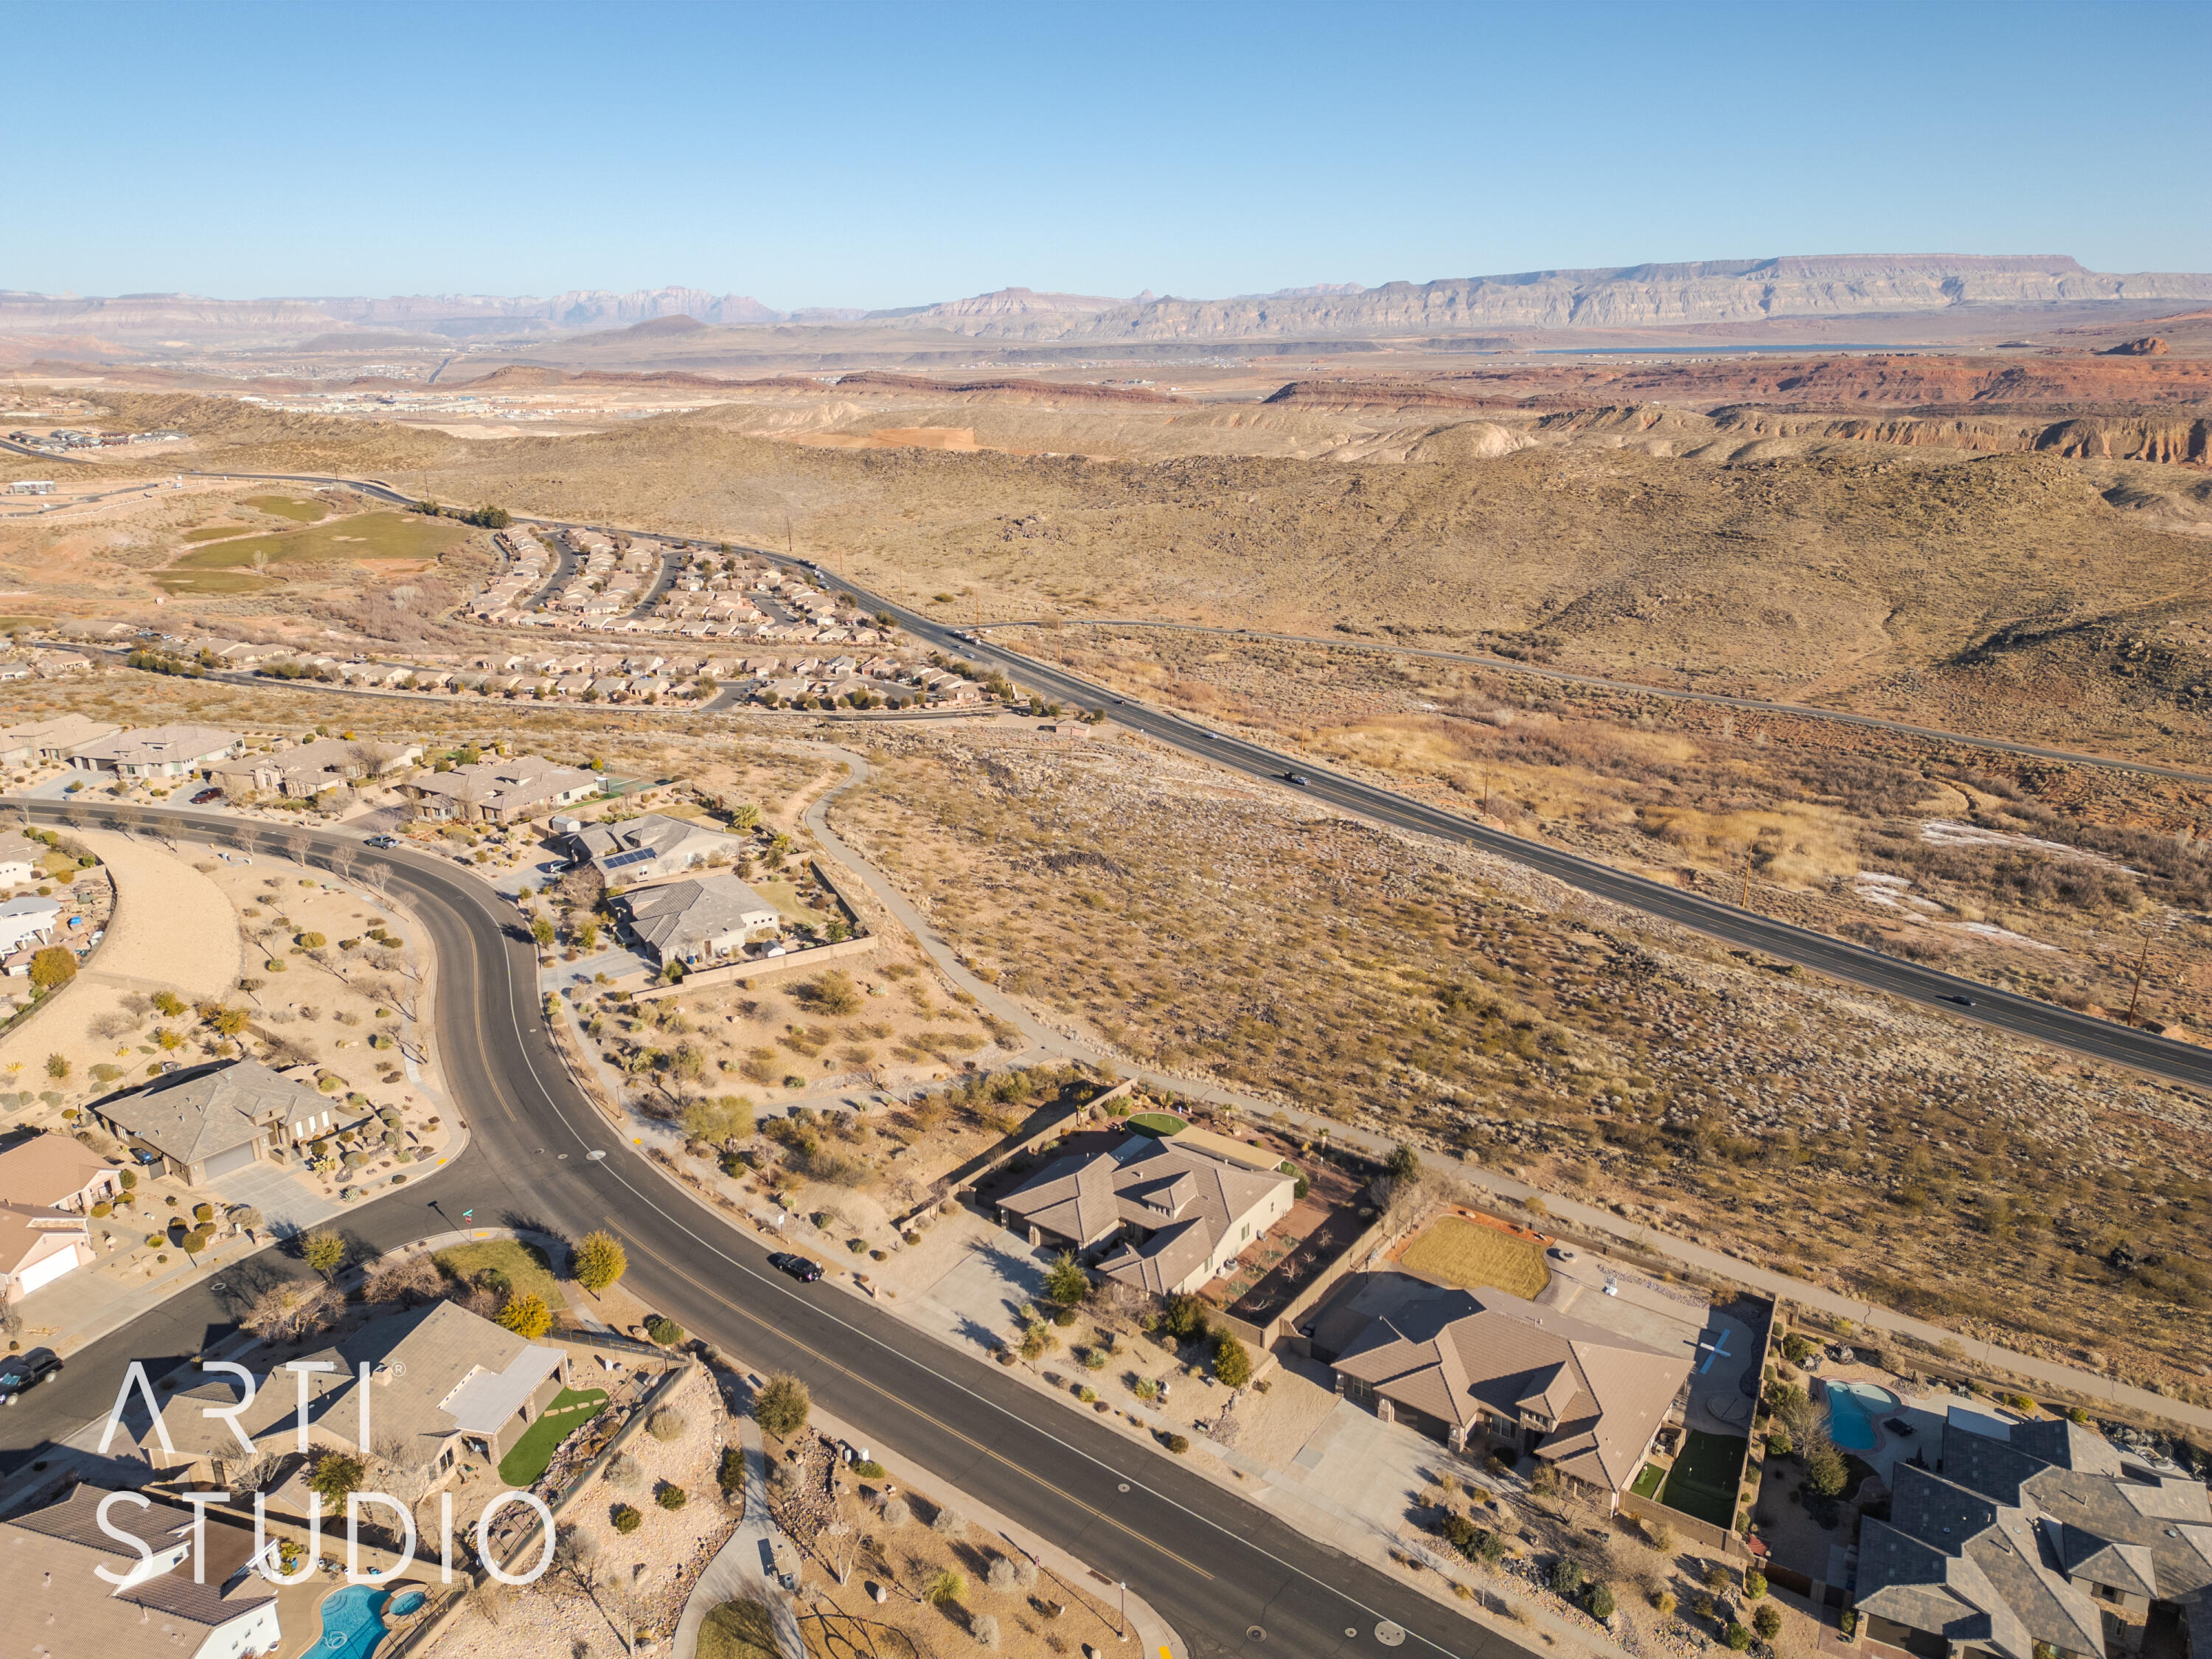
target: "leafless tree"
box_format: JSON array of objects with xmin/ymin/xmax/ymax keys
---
[{"xmin": 240, "ymin": 1279, "xmax": 336, "ymax": 1343}]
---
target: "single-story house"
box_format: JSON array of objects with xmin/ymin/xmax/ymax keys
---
[
  {"xmin": 66, "ymin": 723, "xmax": 241, "ymax": 779},
  {"xmin": 0, "ymin": 1130, "xmax": 124, "ymax": 1211},
  {"xmin": 997, "ymin": 1134, "xmax": 1297, "ymax": 1298},
  {"xmin": 615, "ymin": 874, "xmax": 782, "ymax": 967},
  {"xmin": 1, "ymin": 1484, "xmax": 282, "ymax": 1659},
  {"xmin": 401, "ymin": 754, "xmax": 600, "ymax": 823},
  {"xmin": 563, "ymin": 813, "xmax": 748, "ymax": 885},
  {"xmin": 1857, "ymin": 1416, "xmax": 2212, "ymax": 1659},
  {"xmin": 0, "ymin": 712, "xmax": 122, "ymax": 765},
  {"xmin": 1315, "ymin": 1277, "xmax": 1688, "ymax": 1510},
  {"xmin": 146, "ymin": 1298, "xmax": 572, "ymax": 1492},
  {"xmin": 86, "ymin": 1059, "xmax": 341, "ymax": 1186},
  {"xmin": 0, "ymin": 1197, "xmax": 94, "ymax": 1301},
  {"xmin": 206, "ymin": 736, "xmax": 421, "ymax": 800}
]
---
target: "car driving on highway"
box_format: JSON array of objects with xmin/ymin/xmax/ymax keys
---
[
  {"xmin": 769, "ymin": 1252, "xmax": 823, "ymax": 1282},
  {"xmin": 1284, "ymin": 771, "xmax": 1310, "ymax": 787}
]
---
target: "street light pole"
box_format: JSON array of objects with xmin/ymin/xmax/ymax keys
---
[{"xmin": 1119, "ymin": 1580, "xmax": 1127, "ymax": 1642}]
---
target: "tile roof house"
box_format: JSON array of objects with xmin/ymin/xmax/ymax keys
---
[
  {"xmin": 146, "ymin": 1298, "xmax": 571, "ymax": 1490},
  {"xmin": 0, "ymin": 1195, "xmax": 93, "ymax": 1301},
  {"xmin": 65, "ymin": 724, "xmax": 241, "ymax": 779},
  {"xmin": 1315, "ymin": 1277, "xmax": 1689, "ymax": 1507},
  {"xmin": 996, "ymin": 1135, "xmax": 1296, "ymax": 1298},
  {"xmin": 1856, "ymin": 1416, "xmax": 2212, "ymax": 1659},
  {"xmin": 0, "ymin": 712, "xmax": 121, "ymax": 765},
  {"xmin": 1, "ymin": 1484, "xmax": 282, "ymax": 1659},
  {"xmin": 86, "ymin": 1059, "xmax": 341, "ymax": 1186},
  {"xmin": 206, "ymin": 736, "xmax": 422, "ymax": 800},
  {"xmin": 614, "ymin": 874, "xmax": 782, "ymax": 967},
  {"xmin": 401, "ymin": 754, "xmax": 599, "ymax": 823},
  {"xmin": 0, "ymin": 893, "xmax": 62, "ymax": 955},
  {"xmin": 563, "ymin": 813, "xmax": 747, "ymax": 885},
  {"xmin": 0, "ymin": 1130, "xmax": 124, "ymax": 1212}
]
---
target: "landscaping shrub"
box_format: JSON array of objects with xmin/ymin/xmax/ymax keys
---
[
  {"xmin": 1744, "ymin": 1571, "xmax": 1767, "ymax": 1600},
  {"xmin": 1588, "ymin": 1584, "xmax": 1615, "ymax": 1620},
  {"xmin": 852, "ymin": 1459, "xmax": 886, "ymax": 1479},
  {"xmin": 926, "ymin": 1570, "xmax": 964, "ymax": 1606},
  {"xmin": 605, "ymin": 1453, "xmax": 641, "ymax": 1490},
  {"xmin": 644, "ymin": 1314, "xmax": 684, "ymax": 1346},
  {"xmin": 1163, "ymin": 1433, "xmax": 1190, "ymax": 1455},
  {"xmin": 497, "ymin": 1293, "xmax": 552, "ymax": 1339},
  {"xmin": 1755, "ymin": 1604, "xmax": 1783, "ymax": 1640},
  {"xmin": 1652, "ymin": 1590, "xmax": 1677, "ymax": 1615},
  {"xmin": 647, "ymin": 1408, "xmax": 687, "ymax": 1441},
  {"xmin": 883, "ymin": 1498, "xmax": 910, "ymax": 1529},
  {"xmin": 1550, "ymin": 1559, "xmax": 1586, "ymax": 1597},
  {"xmin": 1725, "ymin": 1624, "xmax": 1753, "ymax": 1651},
  {"xmin": 972, "ymin": 1613, "xmax": 1000, "ymax": 1649},
  {"xmin": 656, "ymin": 1485, "xmax": 687, "ymax": 1511},
  {"xmin": 716, "ymin": 1447, "xmax": 745, "ymax": 1499},
  {"xmin": 1212, "ymin": 1332, "xmax": 1253, "ymax": 1388},
  {"xmin": 612, "ymin": 1504, "xmax": 641, "ymax": 1534},
  {"xmin": 754, "ymin": 1372, "xmax": 810, "ymax": 1437},
  {"xmin": 933, "ymin": 1506, "xmax": 967, "ymax": 1537}
]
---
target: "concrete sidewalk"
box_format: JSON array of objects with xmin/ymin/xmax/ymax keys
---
[{"xmin": 672, "ymin": 1403, "xmax": 804, "ymax": 1659}]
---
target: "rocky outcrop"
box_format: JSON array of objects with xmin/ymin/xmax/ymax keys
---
[{"xmin": 2101, "ymin": 336, "xmax": 2170, "ymax": 355}]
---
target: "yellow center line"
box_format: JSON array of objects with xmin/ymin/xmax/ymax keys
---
[{"xmin": 616, "ymin": 1227, "xmax": 1213, "ymax": 1582}]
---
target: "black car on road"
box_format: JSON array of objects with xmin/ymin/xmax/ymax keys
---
[
  {"xmin": 0, "ymin": 1347, "xmax": 62, "ymax": 1402},
  {"xmin": 769, "ymin": 1252, "xmax": 823, "ymax": 1283}
]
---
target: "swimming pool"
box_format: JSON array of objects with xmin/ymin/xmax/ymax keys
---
[
  {"xmin": 389, "ymin": 1589, "xmax": 426, "ymax": 1617},
  {"xmin": 315, "ymin": 1585, "xmax": 393, "ymax": 1658},
  {"xmin": 1825, "ymin": 1380, "xmax": 1898, "ymax": 1453}
]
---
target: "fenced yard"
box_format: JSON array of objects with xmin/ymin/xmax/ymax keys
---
[{"xmin": 1397, "ymin": 1213, "xmax": 1551, "ymax": 1301}]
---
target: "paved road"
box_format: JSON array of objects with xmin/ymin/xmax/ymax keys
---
[
  {"xmin": 0, "ymin": 799, "xmax": 1523, "ymax": 1659},
  {"xmin": 161, "ymin": 469, "xmax": 2212, "ymax": 1092},
  {"xmin": 984, "ymin": 617, "xmax": 2212, "ymax": 785}
]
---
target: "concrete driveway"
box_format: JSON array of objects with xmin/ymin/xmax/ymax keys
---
[{"xmin": 209, "ymin": 1157, "xmax": 343, "ymax": 1236}]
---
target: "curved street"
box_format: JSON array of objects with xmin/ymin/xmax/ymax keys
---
[{"xmin": 0, "ymin": 799, "xmax": 1530, "ymax": 1659}]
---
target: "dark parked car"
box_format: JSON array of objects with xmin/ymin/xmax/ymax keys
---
[
  {"xmin": 190, "ymin": 787, "xmax": 223, "ymax": 804},
  {"xmin": 768, "ymin": 1252, "xmax": 823, "ymax": 1283},
  {"xmin": 0, "ymin": 1348, "xmax": 62, "ymax": 1401}
]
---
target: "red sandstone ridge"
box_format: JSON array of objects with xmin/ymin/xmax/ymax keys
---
[{"xmin": 2102, "ymin": 336, "xmax": 2171, "ymax": 356}]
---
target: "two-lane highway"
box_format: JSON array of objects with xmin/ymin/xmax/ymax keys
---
[
  {"xmin": 165, "ymin": 469, "xmax": 2212, "ymax": 1092},
  {"xmin": 0, "ymin": 799, "xmax": 1526, "ymax": 1659}
]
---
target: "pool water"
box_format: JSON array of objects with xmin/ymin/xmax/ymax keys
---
[
  {"xmin": 1825, "ymin": 1380, "xmax": 1898, "ymax": 1453},
  {"xmin": 316, "ymin": 1585, "xmax": 393, "ymax": 1658},
  {"xmin": 389, "ymin": 1589, "xmax": 426, "ymax": 1616}
]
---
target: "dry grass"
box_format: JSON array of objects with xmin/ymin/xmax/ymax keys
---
[{"xmin": 1399, "ymin": 1217, "xmax": 1551, "ymax": 1300}]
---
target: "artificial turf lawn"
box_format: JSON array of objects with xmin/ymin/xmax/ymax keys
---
[
  {"xmin": 495, "ymin": 1386, "xmax": 609, "ymax": 1487},
  {"xmin": 1658, "ymin": 1429, "xmax": 1749, "ymax": 1528},
  {"xmin": 172, "ymin": 510, "xmax": 467, "ymax": 569}
]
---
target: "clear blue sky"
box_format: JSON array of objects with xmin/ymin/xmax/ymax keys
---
[{"xmin": 10, "ymin": 0, "xmax": 2206, "ymax": 308}]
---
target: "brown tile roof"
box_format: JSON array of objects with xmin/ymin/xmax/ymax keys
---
[
  {"xmin": 0, "ymin": 1133, "xmax": 118, "ymax": 1206},
  {"xmin": 94, "ymin": 1059, "xmax": 321, "ymax": 1166},
  {"xmin": 4, "ymin": 1485, "xmax": 276, "ymax": 1659},
  {"xmin": 1330, "ymin": 1283, "xmax": 1688, "ymax": 1495}
]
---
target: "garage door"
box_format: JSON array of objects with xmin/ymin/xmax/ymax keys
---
[
  {"xmin": 15, "ymin": 1245, "xmax": 83, "ymax": 1296},
  {"xmin": 203, "ymin": 1141, "xmax": 260, "ymax": 1180}
]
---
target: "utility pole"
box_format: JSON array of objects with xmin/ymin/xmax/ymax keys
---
[{"xmin": 2122, "ymin": 928, "xmax": 2154, "ymax": 1028}]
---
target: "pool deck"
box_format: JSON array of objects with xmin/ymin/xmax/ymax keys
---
[{"xmin": 1813, "ymin": 1366, "xmax": 1983, "ymax": 1486}]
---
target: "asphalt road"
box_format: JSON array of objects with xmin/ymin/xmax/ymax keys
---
[
  {"xmin": 0, "ymin": 799, "xmax": 1523, "ymax": 1659},
  {"xmin": 983, "ymin": 617, "xmax": 2212, "ymax": 786},
  {"xmin": 167, "ymin": 468, "xmax": 2212, "ymax": 1090}
]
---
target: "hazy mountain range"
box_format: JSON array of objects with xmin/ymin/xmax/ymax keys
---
[{"xmin": 5, "ymin": 256, "xmax": 2211, "ymax": 355}]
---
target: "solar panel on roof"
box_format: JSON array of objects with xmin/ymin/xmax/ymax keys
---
[{"xmin": 605, "ymin": 847, "xmax": 655, "ymax": 869}]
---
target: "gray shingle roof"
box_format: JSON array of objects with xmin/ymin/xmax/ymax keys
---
[
  {"xmin": 1857, "ymin": 1420, "xmax": 2212, "ymax": 1659},
  {"xmin": 616, "ymin": 874, "xmax": 780, "ymax": 960}
]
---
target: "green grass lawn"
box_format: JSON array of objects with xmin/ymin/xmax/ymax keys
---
[
  {"xmin": 243, "ymin": 493, "xmax": 329, "ymax": 522},
  {"xmin": 433, "ymin": 1239, "xmax": 566, "ymax": 1310},
  {"xmin": 495, "ymin": 1386, "xmax": 608, "ymax": 1487},
  {"xmin": 181, "ymin": 525, "xmax": 250, "ymax": 542},
  {"xmin": 755, "ymin": 878, "xmax": 818, "ymax": 924},
  {"xmin": 1658, "ymin": 1429, "xmax": 1748, "ymax": 1528},
  {"xmin": 1631, "ymin": 1461, "xmax": 1668, "ymax": 1499},
  {"xmin": 1127, "ymin": 1111, "xmax": 1187, "ymax": 1136},
  {"xmin": 171, "ymin": 510, "xmax": 468, "ymax": 571},
  {"xmin": 1399, "ymin": 1215, "xmax": 1551, "ymax": 1300}
]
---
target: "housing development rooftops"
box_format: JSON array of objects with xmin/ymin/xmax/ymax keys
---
[
  {"xmin": 68, "ymin": 723, "xmax": 240, "ymax": 768},
  {"xmin": 1856, "ymin": 1416, "xmax": 2212, "ymax": 1659},
  {"xmin": 616, "ymin": 873, "xmax": 781, "ymax": 961},
  {"xmin": 563, "ymin": 812, "xmax": 745, "ymax": 881}
]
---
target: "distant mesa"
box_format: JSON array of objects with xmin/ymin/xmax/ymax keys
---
[
  {"xmin": 613, "ymin": 314, "xmax": 711, "ymax": 338},
  {"xmin": 2101, "ymin": 335, "xmax": 2170, "ymax": 356}
]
